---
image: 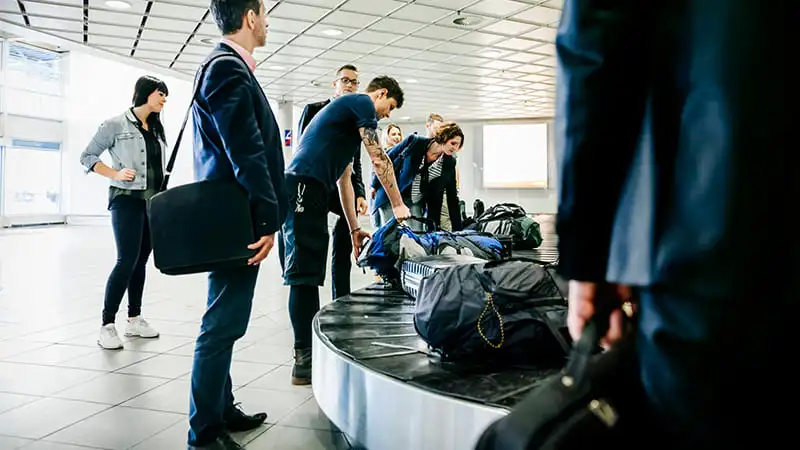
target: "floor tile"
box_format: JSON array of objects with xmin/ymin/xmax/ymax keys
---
[
  {"xmin": 248, "ymin": 365, "xmax": 312, "ymax": 393},
  {"xmin": 0, "ymin": 340, "xmax": 51, "ymax": 360},
  {"xmin": 278, "ymin": 398, "xmax": 337, "ymax": 431},
  {"xmin": 231, "ymin": 360, "xmax": 281, "ymax": 387},
  {"xmin": 18, "ymin": 442, "xmax": 100, "ymax": 449},
  {"xmin": 118, "ymin": 335, "xmax": 193, "ymax": 354},
  {"xmin": 0, "ymin": 363, "xmax": 102, "ymax": 396},
  {"xmin": 56, "ymin": 349, "xmax": 156, "ymax": 372},
  {"xmin": 233, "ymin": 343, "xmax": 293, "ymax": 365},
  {"xmin": 115, "ymin": 354, "xmax": 193, "ymax": 379},
  {"xmin": 4, "ymin": 344, "xmax": 100, "ymax": 366},
  {"xmin": 44, "ymin": 406, "xmax": 184, "ymax": 450},
  {"xmin": 121, "ymin": 379, "xmax": 190, "ymax": 414},
  {"xmin": 0, "ymin": 398, "xmax": 108, "ymax": 439},
  {"xmin": 0, "ymin": 393, "xmax": 41, "ymax": 415},
  {"xmin": 0, "ymin": 435, "xmax": 32, "ymax": 449},
  {"xmin": 53, "ymin": 373, "xmax": 168, "ymax": 405},
  {"xmin": 246, "ymin": 425, "xmax": 351, "ymax": 450}
]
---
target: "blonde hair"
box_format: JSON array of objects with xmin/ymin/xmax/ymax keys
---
[{"xmin": 427, "ymin": 113, "xmax": 444, "ymax": 125}]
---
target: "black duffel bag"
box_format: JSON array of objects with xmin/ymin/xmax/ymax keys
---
[
  {"xmin": 148, "ymin": 55, "xmax": 256, "ymax": 275},
  {"xmin": 413, "ymin": 258, "xmax": 571, "ymax": 362}
]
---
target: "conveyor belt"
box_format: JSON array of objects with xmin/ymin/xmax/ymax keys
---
[{"xmin": 312, "ymin": 214, "xmax": 562, "ymax": 449}]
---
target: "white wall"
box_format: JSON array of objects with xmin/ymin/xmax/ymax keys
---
[
  {"xmin": 362, "ymin": 119, "xmax": 558, "ymax": 215},
  {"xmin": 61, "ymin": 51, "xmax": 193, "ymax": 217}
]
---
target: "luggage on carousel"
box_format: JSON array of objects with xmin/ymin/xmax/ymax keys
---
[
  {"xmin": 467, "ymin": 203, "xmax": 543, "ymax": 250},
  {"xmin": 400, "ymin": 254, "xmax": 486, "ymax": 298},
  {"xmin": 413, "ymin": 257, "xmax": 571, "ymax": 362}
]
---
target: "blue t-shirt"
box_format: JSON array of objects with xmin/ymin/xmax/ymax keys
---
[{"xmin": 286, "ymin": 93, "xmax": 378, "ymax": 190}]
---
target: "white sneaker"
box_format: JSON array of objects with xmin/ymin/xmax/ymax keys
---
[
  {"xmin": 98, "ymin": 324, "xmax": 124, "ymax": 350},
  {"xmin": 125, "ymin": 316, "xmax": 159, "ymax": 338}
]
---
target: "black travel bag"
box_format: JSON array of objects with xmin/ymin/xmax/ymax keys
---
[
  {"xmin": 413, "ymin": 257, "xmax": 571, "ymax": 363},
  {"xmin": 148, "ymin": 54, "xmax": 256, "ymax": 275},
  {"xmin": 474, "ymin": 308, "xmax": 644, "ymax": 450}
]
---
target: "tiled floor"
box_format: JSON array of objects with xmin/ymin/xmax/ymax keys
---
[{"xmin": 0, "ymin": 223, "xmax": 373, "ymax": 449}]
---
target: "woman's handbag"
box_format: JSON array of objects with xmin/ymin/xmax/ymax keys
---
[{"xmin": 148, "ymin": 55, "xmax": 256, "ymax": 275}]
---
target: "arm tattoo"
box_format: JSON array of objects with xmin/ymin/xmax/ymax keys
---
[{"xmin": 361, "ymin": 128, "xmax": 395, "ymax": 191}]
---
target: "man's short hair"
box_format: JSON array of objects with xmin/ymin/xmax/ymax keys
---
[
  {"xmin": 365, "ymin": 76, "xmax": 404, "ymax": 108},
  {"xmin": 336, "ymin": 64, "xmax": 358, "ymax": 76},
  {"xmin": 211, "ymin": 0, "xmax": 261, "ymax": 35},
  {"xmin": 427, "ymin": 113, "xmax": 444, "ymax": 125}
]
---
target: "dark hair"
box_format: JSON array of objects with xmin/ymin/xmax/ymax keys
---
[
  {"xmin": 365, "ymin": 76, "xmax": 404, "ymax": 108},
  {"xmin": 433, "ymin": 122, "xmax": 465, "ymax": 148},
  {"xmin": 336, "ymin": 64, "xmax": 358, "ymax": 76},
  {"xmin": 211, "ymin": 0, "xmax": 261, "ymax": 35},
  {"xmin": 132, "ymin": 75, "xmax": 168, "ymax": 142}
]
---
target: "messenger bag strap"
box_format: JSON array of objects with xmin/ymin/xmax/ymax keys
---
[{"xmin": 159, "ymin": 53, "xmax": 238, "ymax": 191}]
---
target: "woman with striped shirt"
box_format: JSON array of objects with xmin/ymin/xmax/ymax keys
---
[{"xmin": 371, "ymin": 122, "xmax": 465, "ymax": 232}]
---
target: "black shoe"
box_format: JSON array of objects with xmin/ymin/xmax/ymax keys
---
[
  {"xmin": 291, "ymin": 347, "xmax": 312, "ymax": 385},
  {"xmin": 188, "ymin": 433, "xmax": 243, "ymax": 450},
  {"xmin": 224, "ymin": 403, "xmax": 267, "ymax": 432}
]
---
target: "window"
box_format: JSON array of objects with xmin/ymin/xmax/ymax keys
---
[
  {"xmin": 2, "ymin": 142, "xmax": 62, "ymax": 216},
  {"xmin": 2, "ymin": 43, "xmax": 63, "ymax": 120},
  {"xmin": 482, "ymin": 123, "xmax": 548, "ymax": 189}
]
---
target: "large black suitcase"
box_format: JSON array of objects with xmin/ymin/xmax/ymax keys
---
[
  {"xmin": 148, "ymin": 54, "xmax": 255, "ymax": 275},
  {"xmin": 400, "ymin": 254, "xmax": 485, "ymax": 298}
]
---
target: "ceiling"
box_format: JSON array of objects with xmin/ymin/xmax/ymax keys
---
[{"xmin": 0, "ymin": 0, "xmax": 563, "ymax": 122}]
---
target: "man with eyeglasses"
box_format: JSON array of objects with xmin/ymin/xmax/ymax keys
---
[{"xmin": 279, "ymin": 65, "xmax": 367, "ymax": 303}]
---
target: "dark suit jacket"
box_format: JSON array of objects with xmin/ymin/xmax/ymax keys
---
[
  {"xmin": 555, "ymin": 0, "xmax": 796, "ymax": 297},
  {"xmin": 192, "ymin": 43, "xmax": 287, "ymax": 237},
  {"xmin": 297, "ymin": 99, "xmax": 365, "ymax": 201},
  {"xmin": 373, "ymin": 135, "xmax": 462, "ymax": 231}
]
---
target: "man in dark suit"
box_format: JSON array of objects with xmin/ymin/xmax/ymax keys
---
[
  {"xmin": 187, "ymin": 1, "xmax": 286, "ymax": 449},
  {"xmin": 556, "ymin": 0, "xmax": 795, "ymax": 446},
  {"xmin": 285, "ymin": 64, "xmax": 368, "ymax": 300}
]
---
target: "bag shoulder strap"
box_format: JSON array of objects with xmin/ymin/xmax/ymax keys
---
[{"xmin": 160, "ymin": 53, "xmax": 242, "ymax": 191}]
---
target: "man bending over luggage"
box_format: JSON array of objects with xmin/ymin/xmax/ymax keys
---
[{"xmin": 282, "ymin": 76, "xmax": 411, "ymax": 385}]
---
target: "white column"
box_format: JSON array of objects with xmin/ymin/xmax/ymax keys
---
[{"xmin": 277, "ymin": 100, "xmax": 294, "ymax": 164}]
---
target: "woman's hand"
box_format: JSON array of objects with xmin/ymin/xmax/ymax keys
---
[{"xmin": 113, "ymin": 168, "xmax": 136, "ymax": 181}]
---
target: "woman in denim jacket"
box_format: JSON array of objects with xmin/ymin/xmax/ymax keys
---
[{"xmin": 80, "ymin": 76, "xmax": 168, "ymax": 350}]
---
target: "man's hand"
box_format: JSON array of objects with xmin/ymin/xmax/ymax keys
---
[
  {"xmin": 351, "ymin": 229, "xmax": 371, "ymax": 259},
  {"xmin": 247, "ymin": 234, "xmax": 275, "ymax": 265},
  {"xmin": 567, "ymin": 281, "xmax": 632, "ymax": 347},
  {"xmin": 356, "ymin": 197, "xmax": 368, "ymax": 216},
  {"xmin": 393, "ymin": 204, "xmax": 411, "ymax": 222}
]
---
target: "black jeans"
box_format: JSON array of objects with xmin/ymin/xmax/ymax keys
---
[
  {"xmin": 278, "ymin": 190, "xmax": 354, "ymax": 300},
  {"xmin": 102, "ymin": 196, "xmax": 151, "ymax": 325}
]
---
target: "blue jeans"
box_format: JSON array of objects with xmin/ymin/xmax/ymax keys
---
[{"xmin": 188, "ymin": 264, "xmax": 259, "ymax": 446}]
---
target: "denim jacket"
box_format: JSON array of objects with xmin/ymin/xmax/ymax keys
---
[{"xmin": 79, "ymin": 109, "xmax": 167, "ymax": 190}]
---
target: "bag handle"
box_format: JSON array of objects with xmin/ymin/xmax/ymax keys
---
[
  {"xmin": 159, "ymin": 53, "xmax": 238, "ymax": 192},
  {"xmin": 398, "ymin": 215, "xmax": 437, "ymax": 232}
]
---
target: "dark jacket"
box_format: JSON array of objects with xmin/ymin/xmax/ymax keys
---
[
  {"xmin": 372, "ymin": 135, "xmax": 462, "ymax": 231},
  {"xmin": 297, "ymin": 99, "xmax": 365, "ymax": 200},
  {"xmin": 555, "ymin": 0, "xmax": 795, "ymax": 297},
  {"xmin": 192, "ymin": 43, "xmax": 286, "ymax": 237}
]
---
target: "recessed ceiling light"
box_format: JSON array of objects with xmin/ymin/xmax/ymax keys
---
[
  {"xmin": 399, "ymin": 116, "xmax": 411, "ymax": 120},
  {"xmin": 450, "ymin": 105, "xmax": 460, "ymax": 109},
  {"xmin": 105, "ymin": 0, "xmax": 131, "ymax": 9},
  {"xmin": 406, "ymin": 79, "xmax": 418, "ymax": 83},
  {"xmin": 272, "ymin": 65, "xmax": 286, "ymax": 71},
  {"xmin": 483, "ymin": 50, "xmax": 502, "ymax": 58},
  {"xmin": 200, "ymin": 37, "xmax": 215, "ymax": 45},
  {"xmin": 453, "ymin": 14, "xmax": 482, "ymax": 26},
  {"xmin": 323, "ymin": 29, "xmax": 343, "ymax": 36}
]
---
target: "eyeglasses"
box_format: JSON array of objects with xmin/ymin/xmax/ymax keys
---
[{"xmin": 338, "ymin": 77, "xmax": 360, "ymax": 86}]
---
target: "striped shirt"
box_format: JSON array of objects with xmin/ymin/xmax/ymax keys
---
[{"xmin": 411, "ymin": 155, "xmax": 444, "ymax": 203}]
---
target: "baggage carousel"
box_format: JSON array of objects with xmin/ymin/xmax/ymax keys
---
[{"xmin": 312, "ymin": 215, "xmax": 561, "ymax": 450}]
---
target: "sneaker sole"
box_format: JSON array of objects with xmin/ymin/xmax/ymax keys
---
[
  {"xmin": 123, "ymin": 332, "xmax": 160, "ymax": 339},
  {"xmin": 97, "ymin": 341, "xmax": 123, "ymax": 350},
  {"xmin": 291, "ymin": 377, "xmax": 311, "ymax": 386}
]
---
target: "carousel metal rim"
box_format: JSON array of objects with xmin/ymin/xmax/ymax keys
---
[{"xmin": 311, "ymin": 313, "xmax": 509, "ymax": 450}]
